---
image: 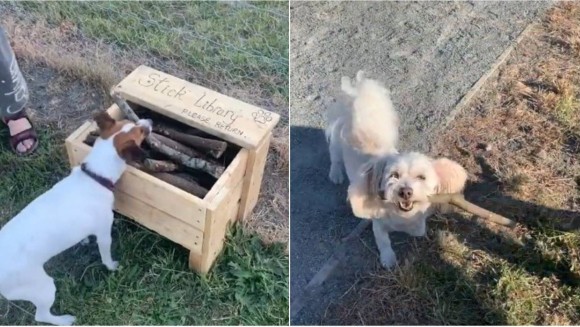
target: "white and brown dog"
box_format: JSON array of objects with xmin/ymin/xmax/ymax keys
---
[
  {"xmin": 0, "ymin": 111, "xmax": 151, "ymax": 326},
  {"xmin": 326, "ymin": 71, "xmax": 467, "ymax": 268}
]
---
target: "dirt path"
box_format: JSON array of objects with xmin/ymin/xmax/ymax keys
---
[{"xmin": 290, "ymin": 1, "xmax": 551, "ymax": 324}]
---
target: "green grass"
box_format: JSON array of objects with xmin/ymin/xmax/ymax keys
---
[
  {"xmin": 555, "ymin": 94, "xmax": 580, "ymax": 130},
  {"xmin": 324, "ymin": 224, "xmax": 580, "ymax": 325},
  {"xmin": 0, "ymin": 127, "xmax": 289, "ymax": 325},
  {"xmin": 15, "ymin": 1, "xmax": 289, "ymax": 97}
]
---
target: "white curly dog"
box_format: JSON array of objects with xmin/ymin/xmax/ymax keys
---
[{"xmin": 326, "ymin": 71, "xmax": 468, "ymax": 268}]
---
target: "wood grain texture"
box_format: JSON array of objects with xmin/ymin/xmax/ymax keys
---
[
  {"xmin": 114, "ymin": 65, "xmax": 280, "ymax": 149},
  {"xmin": 238, "ymin": 133, "xmax": 271, "ymax": 220}
]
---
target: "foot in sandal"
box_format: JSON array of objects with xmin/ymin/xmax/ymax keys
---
[{"xmin": 3, "ymin": 110, "xmax": 38, "ymax": 155}]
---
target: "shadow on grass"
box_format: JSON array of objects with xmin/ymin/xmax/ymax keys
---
[
  {"xmin": 450, "ymin": 156, "xmax": 580, "ymax": 288},
  {"xmin": 289, "ymin": 126, "xmax": 580, "ymax": 325}
]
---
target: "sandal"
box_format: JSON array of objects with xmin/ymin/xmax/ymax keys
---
[{"xmin": 2, "ymin": 109, "xmax": 38, "ymax": 156}]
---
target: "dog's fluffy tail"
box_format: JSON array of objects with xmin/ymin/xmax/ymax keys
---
[{"xmin": 328, "ymin": 70, "xmax": 399, "ymax": 156}]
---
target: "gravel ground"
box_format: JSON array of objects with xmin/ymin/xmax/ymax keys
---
[{"xmin": 290, "ymin": 1, "xmax": 551, "ymax": 324}]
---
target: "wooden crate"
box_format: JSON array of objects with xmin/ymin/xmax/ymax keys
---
[{"xmin": 65, "ymin": 66, "xmax": 280, "ymax": 274}]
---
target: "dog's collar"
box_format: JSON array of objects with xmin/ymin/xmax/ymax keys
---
[{"xmin": 80, "ymin": 163, "xmax": 115, "ymax": 192}]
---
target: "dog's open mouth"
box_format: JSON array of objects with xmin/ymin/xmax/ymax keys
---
[{"xmin": 398, "ymin": 201, "xmax": 414, "ymax": 212}]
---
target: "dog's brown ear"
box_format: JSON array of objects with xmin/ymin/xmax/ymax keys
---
[
  {"xmin": 361, "ymin": 158, "xmax": 388, "ymax": 198},
  {"xmin": 347, "ymin": 158, "xmax": 388, "ymax": 219},
  {"xmin": 94, "ymin": 111, "xmax": 115, "ymax": 132},
  {"xmin": 118, "ymin": 140, "xmax": 147, "ymax": 163},
  {"xmin": 433, "ymin": 158, "xmax": 468, "ymax": 194}
]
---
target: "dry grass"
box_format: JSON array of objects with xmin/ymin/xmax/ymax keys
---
[
  {"xmin": 272, "ymin": 125, "xmax": 290, "ymax": 173},
  {"xmin": 3, "ymin": 17, "xmax": 120, "ymax": 95},
  {"xmin": 323, "ymin": 3, "xmax": 580, "ymax": 325},
  {"xmin": 1, "ymin": 12, "xmax": 289, "ymax": 245}
]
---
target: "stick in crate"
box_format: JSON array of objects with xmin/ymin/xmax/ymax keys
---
[
  {"xmin": 85, "ymin": 131, "xmax": 179, "ymax": 173},
  {"xmin": 110, "ymin": 91, "xmax": 225, "ymax": 179},
  {"xmin": 153, "ymin": 123, "xmax": 227, "ymax": 159}
]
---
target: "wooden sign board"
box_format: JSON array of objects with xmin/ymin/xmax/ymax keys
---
[{"xmin": 114, "ymin": 65, "xmax": 280, "ymax": 149}]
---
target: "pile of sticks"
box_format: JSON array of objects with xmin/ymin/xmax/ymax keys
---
[{"xmin": 84, "ymin": 94, "xmax": 237, "ymax": 198}]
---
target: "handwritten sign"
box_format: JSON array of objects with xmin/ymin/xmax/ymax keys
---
[{"xmin": 114, "ymin": 66, "xmax": 279, "ymax": 149}]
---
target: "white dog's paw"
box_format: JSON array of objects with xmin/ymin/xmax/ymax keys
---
[
  {"xmin": 105, "ymin": 261, "xmax": 119, "ymax": 271},
  {"xmin": 80, "ymin": 237, "xmax": 90, "ymax": 246},
  {"xmin": 379, "ymin": 249, "xmax": 397, "ymax": 269},
  {"xmin": 329, "ymin": 166, "xmax": 344, "ymax": 184},
  {"xmin": 54, "ymin": 314, "xmax": 76, "ymax": 326}
]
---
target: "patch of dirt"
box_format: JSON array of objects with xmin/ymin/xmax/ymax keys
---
[
  {"xmin": 19, "ymin": 61, "xmax": 108, "ymax": 133},
  {"xmin": 322, "ymin": 4, "xmax": 580, "ymax": 325}
]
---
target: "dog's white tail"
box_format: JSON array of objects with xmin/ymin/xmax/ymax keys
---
[{"xmin": 328, "ymin": 70, "xmax": 399, "ymax": 156}]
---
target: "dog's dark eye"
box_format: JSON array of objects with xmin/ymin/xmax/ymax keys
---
[
  {"xmin": 390, "ymin": 172, "xmax": 399, "ymax": 179},
  {"xmin": 418, "ymin": 175, "xmax": 426, "ymax": 181}
]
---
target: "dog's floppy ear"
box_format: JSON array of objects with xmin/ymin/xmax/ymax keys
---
[
  {"xmin": 118, "ymin": 139, "xmax": 147, "ymax": 163},
  {"xmin": 348, "ymin": 158, "xmax": 388, "ymax": 219},
  {"xmin": 94, "ymin": 111, "xmax": 115, "ymax": 132},
  {"xmin": 433, "ymin": 158, "xmax": 468, "ymax": 194},
  {"xmin": 361, "ymin": 159, "xmax": 387, "ymax": 199}
]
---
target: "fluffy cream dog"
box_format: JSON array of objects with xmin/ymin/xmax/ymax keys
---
[
  {"xmin": 326, "ymin": 71, "xmax": 467, "ymax": 268},
  {"xmin": 0, "ymin": 111, "xmax": 151, "ymax": 325}
]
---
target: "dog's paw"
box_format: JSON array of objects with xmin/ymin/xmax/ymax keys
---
[
  {"xmin": 105, "ymin": 261, "xmax": 119, "ymax": 271},
  {"xmin": 80, "ymin": 237, "xmax": 90, "ymax": 246},
  {"xmin": 329, "ymin": 166, "xmax": 344, "ymax": 184},
  {"xmin": 379, "ymin": 249, "xmax": 397, "ymax": 269},
  {"xmin": 54, "ymin": 314, "xmax": 76, "ymax": 326}
]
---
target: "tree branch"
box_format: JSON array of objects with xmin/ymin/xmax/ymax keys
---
[
  {"xmin": 153, "ymin": 123, "xmax": 227, "ymax": 158},
  {"xmin": 130, "ymin": 159, "xmax": 179, "ymax": 173},
  {"xmin": 428, "ymin": 193, "xmax": 516, "ymax": 227},
  {"xmin": 151, "ymin": 172, "xmax": 209, "ymax": 198}
]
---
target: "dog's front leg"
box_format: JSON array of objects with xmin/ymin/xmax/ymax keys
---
[
  {"xmin": 372, "ymin": 220, "xmax": 397, "ymax": 268},
  {"xmin": 96, "ymin": 214, "xmax": 119, "ymax": 271}
]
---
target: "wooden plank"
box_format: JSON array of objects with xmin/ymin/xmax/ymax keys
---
[
  {"xmin": 65, "ymin": 121, "xmax": 93, "ymax": 167},
  {"xmin": 189, "ymin": 177, "xmax": 244, "ymax": 274},
  {"xmin": 64, "ymin": 104, "xmax": 120, "ymax": 168},
  {"xmin": 106, "ymin": 104, "xmax": 124, "ymax": 119},
  {"xmin": 66, "ymin": 130, "xmax": 207, "ymax": 231},
  {"xmin": 115, "ymin": 192, "xmax": 203, "ymax": 254},
  {"xmin": 116, "ymin": 170, "xmax": 207, "ymax": 230},
  {"xmin": 114, "ymin": 65, "xmax": 280, "ymax": 149},
  {"xmin": 238, "ymin": 133, "xmax": 271, "ymax": 220},
  {"xmin": 204, "ymin": 148, "xmax": 248, "ymax": 205}
]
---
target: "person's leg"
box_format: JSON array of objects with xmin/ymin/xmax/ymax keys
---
[{"xmin": 0, "ymin": 26, "xmax": 37, "ymax": 155}]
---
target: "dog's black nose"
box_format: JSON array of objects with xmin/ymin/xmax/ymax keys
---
[{"xmin": 398, "ymin": 187, "xmax": 413, "ymax": 200}]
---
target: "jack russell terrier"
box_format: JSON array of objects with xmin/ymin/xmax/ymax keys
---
[{"xmin": 0, "ymin": 111, "xmax": 152, "ymax": 326}]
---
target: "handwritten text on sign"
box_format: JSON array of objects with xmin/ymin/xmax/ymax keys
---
[{"xmin": 137, "ymin": 73, "xmax": 272, "ymax": 137}]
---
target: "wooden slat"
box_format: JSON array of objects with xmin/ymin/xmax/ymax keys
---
[
  {"xmin": 115, "ymin": 170, "xmax": 207, "ymax": 230},
  {"xmin": 106, "ymin": 104, "xmax": 124, "ymax": 119},
  {"xmin": 189, "ymin": 176, "xmax": 244, "ymax": 274},
  {"xmin": 238, "ymin": 133, "xmax": 271, "ymax": 220},
  {"xmin": 65, "ymin": 121, "xmax": 93, "ymax": 167},
  {"xmin": 114, "ymin": 65, "xmax": 280, "ymax": 149},
  {"xmin": 204, "ymin": 148, "xmax": 248, "ymax": 205},
  {"xmin": 115, "ymin": 192, "xmax": 203, "ymax": 254}
]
